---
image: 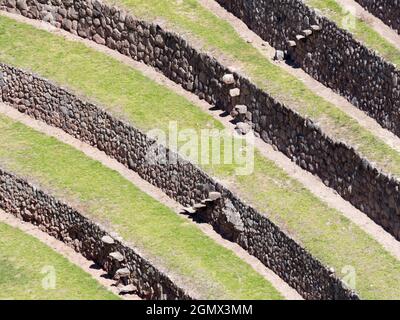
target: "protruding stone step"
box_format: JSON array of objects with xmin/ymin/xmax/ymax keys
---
[
  {"xmin": 311, "ymin": 24, "xmax": 321, "ymax": 31},
  {"xmin": 287, "ymin": 40, "xmax": 296, "ymax": 47},
  {"xmin": 115, "ymin": 267, "xmax": 130, "ymax": 278},
  {"xmin": 302, "ymin": 29, "xmax": 312, "ymax": 37},
  {"xmin": 201, "ymin": 198, "xmax": 213, "ymax": 204},
  {"xmin": 109, "ymin": 251, "xmax": 124, "ymax": 262},
  {"xmin": 235, "ymin": 105, "xmax": 248, "ymax": 114},
  {"xmin": 193, "ymin": 203, "xmax": 206, "ymax": 210},
  {"xmin": 101, "ymin": 235, "xmax": 115, "ymax": 245},
  {"xmin": 231, "ymin": 105, "xmax": 249, "ymax": 122},
  {"xmin": 295, "ymin": 34, "xmax": 305, "ymax": 41},
  {"xmin": 110, "ymin": 232, "xmax": 123, "ymax": 242},
  {"xmin": 183, "ymin": 206, "xmax": 196, "ymax": 214},
  {"xmin": 118, "ymin": 284, "xmax": 136, "ymax": 295},
  {"xmin": 274, "ymin": 50, "xmax": 285, "ymax": 61},
  {"xmin": 222, "ymin": 74, "xmax": 235, "ymax": 85},
  {"xmin": 209, "ymin": 191, "xmax": 222, "ymax": 201},
  {"xmin": 229, "ymin": 88, "xmax": 240, "ymax": 97}
]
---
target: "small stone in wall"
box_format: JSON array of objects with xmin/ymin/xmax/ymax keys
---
[
  {"xmin": 311, "ymin": 25, "xmax": 321, "ymax": 31},
  {"xmin": 155, "ymin": 34, "xmax": 164, "ymax": 47},
  {"xmin": 0, "ymin": 72, "xmax": 4, "ymax": 87},
  {"xmin": 16, "ymin": 0, "xmax": 27, "ymax": 11},
  {"xmin": 193, "ymin": 203, "xmax": 206, "ymax": 210},
  {"xmin": 118, "ymin": 284, "xmax": 136, "ymax": 295},
  {"xmin": 207, "ymin": 192, "xmax": 221, "ymax": 201},
  {"xmin": 93, "ymin": 34, "xmax": 105, "ymax": 45},
  {"xmin": 287, "ymin": 40, "xmax": 296, "ymax": 47},
  {"xmin": 183, "ymin": 207, "xmax": 196, "ymax": 214},
  {"xmin": 222, "ymin": 199, "xmax": 244, "ymax": 233},
  {"xmin": 235, "ymin": 105, "xmax": 247, "ymax": 114}
]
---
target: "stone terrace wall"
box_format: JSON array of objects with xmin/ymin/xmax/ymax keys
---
[
  {"xmin": 3, "ymin": 0, "xmax": 400, "ymax": 243},
  {"xmin": 356, "ymin": 0, "xmax": 400, "ymax": 34},
  {"xmin": 0, "ymin": 63, "xmax": 358, "ymax": 300},
  {"xmin": 0, "ymin": 168, "xmax": 191, "ymax": 300},
  {"xmin": 215, "ymin": 0, "xmax": 400, "ymax": 137}
]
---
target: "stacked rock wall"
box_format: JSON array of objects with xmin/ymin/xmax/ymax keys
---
[
  {"xmin": 0, "ymin": 63, "xmax": 358, "ymax": 300},
  {"xmin": 355, "ymin": 0, "xmax": 400, "ymax": 34},
  {"xmin": 215, "ymin": 0, "xmax": 400, "ymax": 137},
  {"xmin": 0, "ymin": 167, "xmax": 191, "ymax": 300},
  {"xmin": 2, "ymin": 0, "xmax": 400, "ymax": 242}
]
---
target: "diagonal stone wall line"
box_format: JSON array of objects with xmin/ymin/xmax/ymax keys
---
[
  {"xmin": 0, "ymin": 62, "xmax": 357, "ymax": 299},
  {"xmin": 0, "ymin": 167, "xmax": 194, "ymax": 300},
  {"xmin": 0, "ymin": 210, "xmax": 141, "ymax": 300},
  {"xmin": 2, "ymin": 0, "xmax": 400, "ymax": 243},
  {"xmin": 0, "ymin": 101, "xmax": 303, "ymax": 300}
]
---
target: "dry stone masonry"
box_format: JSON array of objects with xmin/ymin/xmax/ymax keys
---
[
  {"xmin": 3, "ymin": 0, "xmax": 398, "ymax": 243},
  {"xmin": 1, "ymin": 0, "xmax": 400, "ymax": 295},
  {"xmin": 0, "ymin": 167, "xmax": 191, "ymax": 300},
  {"xmin": 215, "ymin": 0, "xmax": 400, "ymax": 138},
  {"xmin": 0, "ymin": 0, "xmax": 400, "ymax": 299},
  {"xmin": 355, "ymin": 0, "xmax": 400, "ymax": 34},
  {"xmin": 0, "ymin": 63, "xmax": 357, "ymax": 300}
]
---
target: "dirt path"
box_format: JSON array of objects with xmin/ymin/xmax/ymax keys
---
[
  {"xmin": 2, "ymin": 10, "xmax": 400, "ymax": 264},
  {"xmin": 336, "ymin": 0, "xmax": 400, "ymax": 52},
  {"xmin": 0, "ymin": 102, "xmax": 302, "ymax": 300},
  {"xmin": 0, "ymin": 209, "xmax": 140, "ymax": 300}
]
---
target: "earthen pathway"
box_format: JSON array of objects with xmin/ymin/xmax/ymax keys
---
[
  {"xmin": 336, "ymin": 0, "xmax": 400, "ymax": 53},
  {"xmin": 0, "ymin": 102, "xmax": 302, "ymax": 300}
]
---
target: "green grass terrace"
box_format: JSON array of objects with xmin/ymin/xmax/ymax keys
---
[
  {"xmin": 0, "ymin": 15, "xmax": 400, "ymax": 299},
  {"xmin": 0, "ymin": 221, "xmax": 119, "ymax": 299}
]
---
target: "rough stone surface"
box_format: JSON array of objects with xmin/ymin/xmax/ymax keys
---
[
  {"xmin": 209, "ymin": 191, "xmax": 221, "ymax": 201},
  {"xmin": 0, "ymin": 63, "xmax": 357, "ymax": 300},
  {"xmin": 119, "ymin": 284, "xmax": 136, "ymax": 294},
  {"xmin": 0, "ymin": 168, "xmax": 191, "ymax": 300},
  {"xmin": 235, "ymin": 122, "xmax": 251, "ymax": 135},
  {"xmin": 109, "ymin": 251, "xmax": 124, "ymax": 262},
  {"xmin": 115, "ymin": 267, "xmax": 130, "ymax": 278},
  {"xmin": 2, "ymin": 0, "xmax": 398, "ymax": 243},
  {"xmin": 274, "ymin": 49, "xmax": 285, "ymax": 61},
  {"xmin": 215, "ymin": 0, "xmax": 400, "ymax": 138},
  {"xmin": 222, "ymin": 73, "xmax": 235, "ymax": 85},
  {"xmin": 229, "ymin": 88, "xmax": 240, "ymax": 97},
  {"xmin": 101, "ymin": 235, "xmax": 114, "ymax": 245},
  {"xmin": 355, "ymin": 0, "xmax": 400, "ymax": 35},
  {"xmin": 235, "ymin": 105, "xmax": 247, "ymax": 114}
]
